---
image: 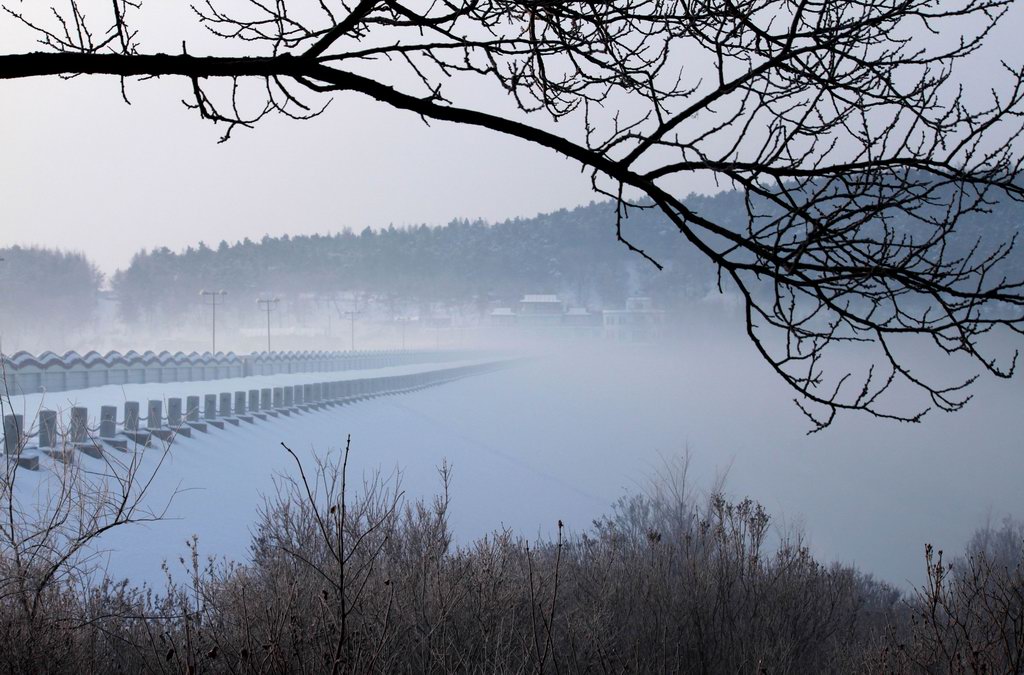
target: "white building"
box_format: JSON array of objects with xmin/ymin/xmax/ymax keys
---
[{"xmin": 517, "ymin": 294, "xmax": 564, "ymax": 327}]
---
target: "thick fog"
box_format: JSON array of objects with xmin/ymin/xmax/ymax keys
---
[
  {"xmin": 4, "ymin": 319, "xmax": 1021, "ymax": 590},
  {"xmin": 2, "ymin": 193, "xmax": 1022, "ymax": 592}
]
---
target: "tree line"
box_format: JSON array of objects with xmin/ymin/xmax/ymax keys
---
[
  {"xmin": 7, "ymin": 188, "xmax": 1021, "ymax": 333},
  {"xmin": 109, "ymin": 197, "xmax": 729, "ymax": 326},
  {"xmin": 0, "ymin": 246, "xmax": 104, "ymax": 349},
  {"xmin": 4, "ymin": 189, "xmax": 1021, "ymax": 336}
]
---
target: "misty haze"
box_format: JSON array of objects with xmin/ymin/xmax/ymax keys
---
[{"xmin": 1, "ymin": 0, "xmax": 1023, "ymax": 672}]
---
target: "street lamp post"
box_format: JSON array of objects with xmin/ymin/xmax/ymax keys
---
[
  {"xmin": 199, "ymin": 290, "xmax": 228, "ymax": 353},
  {"xmin": 396, "ymin": 317, "xmax": 410, "ymax": 350},
  {"xmin": 257, "ymin": 297, "xmax": 279, "ymax": 352},
  {"xmin": 340, "ymin": 294, "xmax": 362, "ymax": 352},
  {"xmin": 343, "ymin": 310, "xmax": 361, "ymax": 352}
]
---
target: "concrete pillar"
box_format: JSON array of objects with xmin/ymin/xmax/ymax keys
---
[
  {"xmin": 284, "ymin": 386, "xmax": 294, "ymax": 407},
  {"xmin": 234, "ymin": 391, "xmax": 247, "ymax": 415},
  {"xmin": 3, "ymin": 414, "xmax": 24, "ymax": 454},
  {"xmin": 70, "ymin": 406, "xmax": 89, "ymax": 443},
  {"xmin": 167, "ymin": 398, "xmax": 183, "ymax": 427},
  {"xmin": 261, "ymin": 388, "xmax": 272, "ymax": 410},
  {"xmin": 220, "ymin": 392, "xmax": 232, "ymax": 417},
  {"xmin": 248, "ymin": 389, "xmax": 260, "ymax": 412},
  {"xmin": 273, "ymin": 387, "xmax": 283, "ymax": 409},
  {"xmin": 303, "ymin": 384, "xmax": 313, "ymax": 403},
  {"xmin": 294, "ymin": 385, "xmax": 304, "ymax": 405},
  {"xmin": 186, "ymin": 396, "xmax": 201, "ymax": 422},
  {"xmin": 100, "ymin": 406, "xmax": 117, "ymax": 438},
  {"xmin": 204, "ymin": 394, "xmax": 217, "ymax": 420},
  {"xmin": 38, "ymin": 409, "xmax": 57, "ymax": 448},
  {"xmin": 124, "ymin": 401, "xmax": 140, "ymax": 431},
  {"xmin": 147, "ymin": 400, "xmax": 162, "ymax": 430}
]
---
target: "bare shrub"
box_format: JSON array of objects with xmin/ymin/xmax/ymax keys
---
[
  {"xmin": 120, "ymin": 443, "xmax": 902, "ymax": 673},
  {"xmin": 0, "ymin": 433, "xmax": 1021, "ymax": 673},
  {"xmin": 875, "ymin": 519, "xmax": 1024, "ymax": 674},
  {"xmin": 0, "ymin": 366, "xmax": 178, "ymax": 672}
]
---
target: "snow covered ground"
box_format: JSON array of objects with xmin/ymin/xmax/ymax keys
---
[{"xmin": 4, "ymin": 340, "xmax": 1023, "ymax": 590}]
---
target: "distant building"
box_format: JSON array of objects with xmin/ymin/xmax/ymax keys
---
[
  {"xmin": 563, "ymin": 307, "xmax": 603, "ymax": 337},
  {"xmin": 518, "ymin": 294, "xmax": 563, "ymax": 314},
  {"xmin": 488, "ymin": 307, "xmax": 517, "ymax": 326},
  {"xmin": 484, "ymin": 294, "xmax": 667, "ymax": 340},
  {"xmin": 603, "ymin": 297, "xmax": 667, "ymax": 342},
  {"xmin": 517, "ymin": 294, "xmax": 564, "ymax": 327},
  {"xmin": 563, "ymin": 307, "xmax": 597, "ymax": 324}
]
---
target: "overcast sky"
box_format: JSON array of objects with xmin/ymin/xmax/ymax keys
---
[
  {"xmin": 0, "ymin": 73, "xmax": 604, "ymax": 275},
  {"xmin": 0, "ymin": 4, "xmax": 1021, "ymax": 276}
]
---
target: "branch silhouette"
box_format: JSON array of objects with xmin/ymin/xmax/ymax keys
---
[{"xmin": 2, "ymin": 0, "xmax": 1023, "ymax": 428}]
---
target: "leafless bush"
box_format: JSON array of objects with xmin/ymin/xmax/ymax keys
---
[
  {"xmin": 0, "ymin": 365, "xmax": 178, "ymax": 672},
  {"xmin": 98, "ymin": 443, "xmax": 903, "ymax": 673},
  {"xmin": 0, "ymin": 434, "xmax": 1021, "ymax": 673},
  {"xmin": 873, "ymin": 518, "xmax": 1024, "ymax": 674}
]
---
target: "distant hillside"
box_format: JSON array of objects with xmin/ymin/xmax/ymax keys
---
[
  {"xmin": 0, "ymin": 246, "xmax": 103, "ymax": 345},
  {"xmin": 108, "ymin": 189, "xmax": 1023, "ymax": 324},
  {"xmin": 110, "ymin": 198, "xmax": 715, "ymax": 323}
]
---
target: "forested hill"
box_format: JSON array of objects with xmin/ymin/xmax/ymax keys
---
[
  {"xmin": 0, "ymin": 246, "xmax": 103, "ymax": 336},
  {"xmin": 111, "ymin": 197, "xmax": 733, "ymax": 321},
  {"xmin": 110, "ymin": 189, "xmax": 1023, "ymax": 321}
]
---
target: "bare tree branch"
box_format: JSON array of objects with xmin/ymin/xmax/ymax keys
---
[{"xmin": 1, "ymin": 0, "xmax": 1022, "ymax": 427}]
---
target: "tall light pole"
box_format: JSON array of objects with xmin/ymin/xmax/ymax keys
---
[
  {"xmin": 396, "ymin": 317, "xmax": 410, "ymax": 350},
  {"xmin": 257, "ymin": 297, "xmax": 279, "ymax": 352},
  {"xmin": 343, "ymin": 309, "xmax": 361, "ymax": 352},
  {"xmin": 341, "ymin": 295, "xmax": 363, "ymax": 352},
  {"xmin": 199, "ymin": 289, "xmax": 227, "ymax": 353}
]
